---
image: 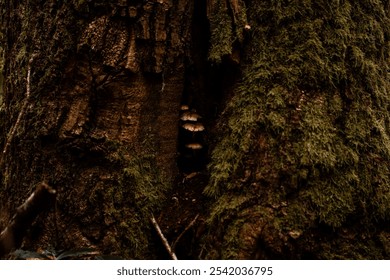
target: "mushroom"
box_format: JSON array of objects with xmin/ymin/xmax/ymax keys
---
[
  {"xmin": 180, "ymin": 111, "xmax": 202, "ymax": 122},
  {"xmin": 181, "ymin": 122, "xmax": 205, "ymax": 132},
  {"xmin": 185, "ymin": 143, "xmax": 203, "ymax": 150},
  {"xmin": 180, "ymin": 104, "xmax": 190, "ymax": 111},
  {"xmin": 184, "ymin": 142, "xmax": 205, "ymax": 163}
]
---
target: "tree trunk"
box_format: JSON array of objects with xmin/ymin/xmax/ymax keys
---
[
  {"xmin": 0, "ymin": 0, "xmax": 389, "ymax": 259},
  {"xmin": 203, "ymin": 0, "xmax": 390, "ymax": 259},
  {"xmin": 0, "ymin": 0, "xmax": 196, "ymax": 259}
]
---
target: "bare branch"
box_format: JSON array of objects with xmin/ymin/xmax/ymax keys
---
[{"xmin": 150, "ymin": 214, "xmax": 178, "ymax": 260}]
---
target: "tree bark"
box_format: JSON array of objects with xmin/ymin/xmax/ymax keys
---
[
  {"xmin": 203, "ymin": 0, "xmax": 390, "ymax": 259},
  {"xmin": 0, "ymin": 0, "xmax": 389, "ymax": 260},
  {"xmin": 0, "ymin": 0, "xmax": 194, "ymax": 259}
]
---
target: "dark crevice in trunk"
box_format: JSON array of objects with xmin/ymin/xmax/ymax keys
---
[
  {"xmin": 164, "ymin": 0, "xmax": 242, "ymax": 259},
  {"xmin": 177, "ymin": 0, "xmax": 241, "ymax": 174}
]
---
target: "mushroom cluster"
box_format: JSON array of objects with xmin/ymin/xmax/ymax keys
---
[{"xmin": 177, "ymin": 104, "xmax": 207, "ymax": 172}]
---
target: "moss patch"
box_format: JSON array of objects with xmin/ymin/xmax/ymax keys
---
[{"xmin": 204, "ymin": 0, "xmax": 390, "ymax": 259}]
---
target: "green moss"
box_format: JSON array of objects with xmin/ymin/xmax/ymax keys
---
[
  {"xmin": 208, "ymin": 0, "xmax": 233, "ymax": 62},
  {"xmin": 319, "ymin": 236, "xmax": 386, "ymax": 260},
  {"xmin": 98, "ymin": 140, "xmax": 170, "ymax": 258},
  {"xmin": 208, "ymin": 0, "xmax": 249, "ymax": 63},
  {"xmin": 122, "ymin": 153, "xmax": 169, "ymax": 217},
  {"xmin": 119, "ymin": 156, "xmax": 169, "ymax": 258},
  {"xmin": 204, "ymin": 0, "xmax": 390, "ymax": 258}
]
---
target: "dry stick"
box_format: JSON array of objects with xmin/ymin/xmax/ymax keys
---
[
  {"xmin": 0, "ymin": 182, "xmax": 57, "ymax": 258},
  {"xmin": 0, "ymin": 55, "xmax": 36, "ymax": 169},
  {"xmin": 150, "ymin": 214, "xmax": 178, "ymax": 260},
  {"xmin": 171, "ymin": 214, "xmax": 199, "ymax": 252}
]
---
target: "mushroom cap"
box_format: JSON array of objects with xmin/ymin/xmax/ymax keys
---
[
  {"xmin": 185, "ymin": 143, "xmax": 203, "ymax": 150},
  {"xmin": 180, "ymin": 104, "xmax": 190, "ymax": 111},
  {"xmin": 180, "ymin": 111, "xmax": 201, "ymax": 122},
  {"xmin": 181, "ymin": 122, "xmax": 205, "ymax": 132}
]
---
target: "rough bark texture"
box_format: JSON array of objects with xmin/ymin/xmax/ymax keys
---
[
  {"xmin": 0, "ymin": 0, "xmax": 389, "ymax": 260},
  {"xmin": 0, "ymin": 0, "xmax": 194, "ymax": 258}
]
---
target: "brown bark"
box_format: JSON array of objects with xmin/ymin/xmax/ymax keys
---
[{"xmin": 0, "ymin": 0, "xmax": 196, "ymax": 258}]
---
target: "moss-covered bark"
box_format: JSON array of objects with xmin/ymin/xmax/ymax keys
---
[
  {"xmin": 0, "ymin": 0, "xmax": 192, "ymax": 258},
  {"xmin": 0, "ymin": 0, "xmax": 389, "ymax": 260},
  {"xmin": 204, "ymin": 0, "xmax": 390, "ymax": 259}
]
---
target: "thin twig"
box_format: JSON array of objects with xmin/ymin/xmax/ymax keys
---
[
  {"xmin": 25, "ymin": 55, "xmax": 34, "ymax": 98},
  {"xmin": 150, "ymin": 214, "xmax": 178, "ymax": 260},
  {"xmin": 171, "ymin": 214, "xmax": 199, "ymax": 252}
]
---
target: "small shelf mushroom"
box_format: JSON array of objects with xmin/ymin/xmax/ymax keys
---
[
  {"xmin": 177, "ymin": 104, "xmax": 207, "ymax": 172},
  {"xmin": 180, "ymin": 104, "xmax": 190, "ymax": 111},
  {"xmin": 185, "ymin": 142, "xmax": 203, "ymax": 150},
  {"xmin": 181, "ymin": 122, "xmax": 205, "ymax": 132},
  {"xmin": 185, "ymin": 142, "xmax": 203, "ymax": 159},
  {"xmin": 180, "ymin": 111, "xmax": 202, "ymax": 122}
]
